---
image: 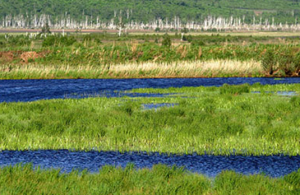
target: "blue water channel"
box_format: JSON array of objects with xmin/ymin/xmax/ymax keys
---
[
  {"xmin": 1, "ymin": 77, "xmax": 300, "ymax": 177},
  {"xmin": 1, "ymin": 77, "xmax": 300, "ymax": 102},
  {"xmin": 1, "ymin": 150, "xmax": 299, "ymax": 178}
]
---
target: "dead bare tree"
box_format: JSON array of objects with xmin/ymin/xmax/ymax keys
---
[{"xmin": 118, "ymin": 17, "xmax": 125, "ymax": 37}]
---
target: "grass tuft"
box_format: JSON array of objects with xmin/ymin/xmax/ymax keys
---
[{"xmin": 220, "ymin": 84, "xmax": 250, "ymax": 95}]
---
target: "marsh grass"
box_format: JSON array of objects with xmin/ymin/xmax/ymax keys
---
[
  {"xmin": 220, "ymin": 84, "xmax": 250, "ymax": 95},
  {"xmin": 0, "ymin": 164, "xmax": 210, "ymax": 195},
  {"xmin": 0, "ymin": 84, "xmax": 300, "ymax": 155},
  {"xmin": 0, "ymin": 59, "xmax": 263, "ymax": 79},
  {"xmin": 0, "ymin": 164, "xmax": 299, "ymax": 195}
]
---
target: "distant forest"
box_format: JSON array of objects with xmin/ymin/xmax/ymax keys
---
[{"xmin": 0, "ymin": 0, "xmax": 300, "ymax": 28}]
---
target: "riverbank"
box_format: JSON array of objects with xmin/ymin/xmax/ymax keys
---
[
  {"xmin": 0, "ymin": 60, "xmax": 265, "ymax": 79},
  {"xmin": 1, "ymin": 34, "xmax": 300, "ymax": 79}
]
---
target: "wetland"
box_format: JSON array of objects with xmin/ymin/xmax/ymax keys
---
[{"xmin": 1, "ymin": 32, "xmax": 300, "ymax": 194}]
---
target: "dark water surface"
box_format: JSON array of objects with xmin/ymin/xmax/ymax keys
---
[
  {"xmin": 1, "ymin": 150, "xmax": 299, "ymax": 177},
  {"xmin": 1, "ymin": 77, "xmax": 300, "ymax": 102}
]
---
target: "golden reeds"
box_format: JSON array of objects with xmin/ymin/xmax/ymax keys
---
[
  {"xmin": 108, "ymin": 60, "xmax": 262, "ymax": 77},
  {"xmin": 0, "ymin": 59, "xmax": 263, "ymax": 79},
  {"xmin": 198, "ymin": 47, "xmax": 202, "ymax": 59}
]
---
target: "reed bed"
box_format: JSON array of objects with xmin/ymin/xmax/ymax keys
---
[
  {"xmin": 0, "ymin": 164, "xmax": 299, "ymax": 195},
  {"xmin": 0, "ymin": 59, "xmax": 263, "ymax": 79},
  {"xmin": 1, "ymin": 84, "xmax": 300, "ymax": 155},
  {"xmin": 109, "ymin": 59, "xmax": 262, "ymax": 77}
]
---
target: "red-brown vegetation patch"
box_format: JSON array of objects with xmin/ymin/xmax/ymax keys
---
[
  {"xmin": 20, "ymin": 51, "xmax": 40, "ymax": 63},
  {"xmin": 0, "ymin": 52, "xmax": 14, "ymax": 62}
]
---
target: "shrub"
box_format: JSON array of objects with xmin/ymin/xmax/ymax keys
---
[
  {"xmin": 293, "ymin": 52, "xmax": 300, "ymax": 73},
  {"xmin": 7, "ymin": 36, "xmax": 31, "ymax": 46},
  {"xmin": 191, "ymin": 40, "xmax": 205, "ymax": 47},
  {"xmin": 60, "ymin": 36, "xmax": 77, "ymax": 46},
  {"xmin": 276, "ymin": 53, "xmax": 296, "ymax": 75},
  {"xmin": 261, "ymin": 50, "xmax": 275, "ymax": 75},
  {"xmin": 182, "ymin": 35, "xmax": 188, "ymax": 41},
  {"xmin": 42, "ymin": 36, "xmax": 56, "ymax": 47},
  {"xmin": 162, "ymin": 34, "xmax": 171, "ymax": 48},
  {"xmin": 187, "ymin": 35, "xmax": 193, "ymax": 42},
  {"xmin": 42, "ymin": 35, "xmax": 77, "ymax": 47},
  {"xmin": 0, "ymin": 40, "xmax": 6, "ymax": 47},
  {"xmin": 41, "ymin": 23, "xmax": 51, "ymax": 34},
  {"xmin": 83, "ymin": 34, "xmax": 102, "ymax": 44}
]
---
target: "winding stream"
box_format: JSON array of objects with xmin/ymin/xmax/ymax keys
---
[
  {"xmin": 1, "ymin": 150, "xmax": 299, "ymax": 177},
  {"xmin": 1, "ymin": 77, "xmax": 300, "ymax": 102}
]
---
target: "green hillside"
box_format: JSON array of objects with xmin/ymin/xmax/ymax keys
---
[{"xmin": 0, "ymin": 0, "xmax": 299, "ymax": 25}]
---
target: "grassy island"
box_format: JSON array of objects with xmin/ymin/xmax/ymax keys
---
[{"xmin": 1, "ymin": 83, "xmax": 300, "ymax": 155}]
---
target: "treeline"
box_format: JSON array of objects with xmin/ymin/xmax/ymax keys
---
[{"xmin": 0, "ymin": 0, "xmax": 300, "ymax": 25}]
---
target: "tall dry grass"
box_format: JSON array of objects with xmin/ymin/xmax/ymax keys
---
[
  {"xmin": 109, "ymin": 60, "xmax": 262, "ymax": 77},
  {"xmin": 0, "ymin": 60, "xmax": 263, "ymax": 79}
]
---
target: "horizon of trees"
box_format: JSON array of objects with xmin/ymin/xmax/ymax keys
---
[{"xmin": 0, "ymin": 0, "xmax": 300, "ymax": 28}]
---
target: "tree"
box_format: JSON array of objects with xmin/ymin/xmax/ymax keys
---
[
  {"xmin": 180, "ymin": 26, "xmax": 188, "ymax": 41},
  {"xmin": 41, "ymin": 23, "xmax": 51, "ymax": 34}
]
